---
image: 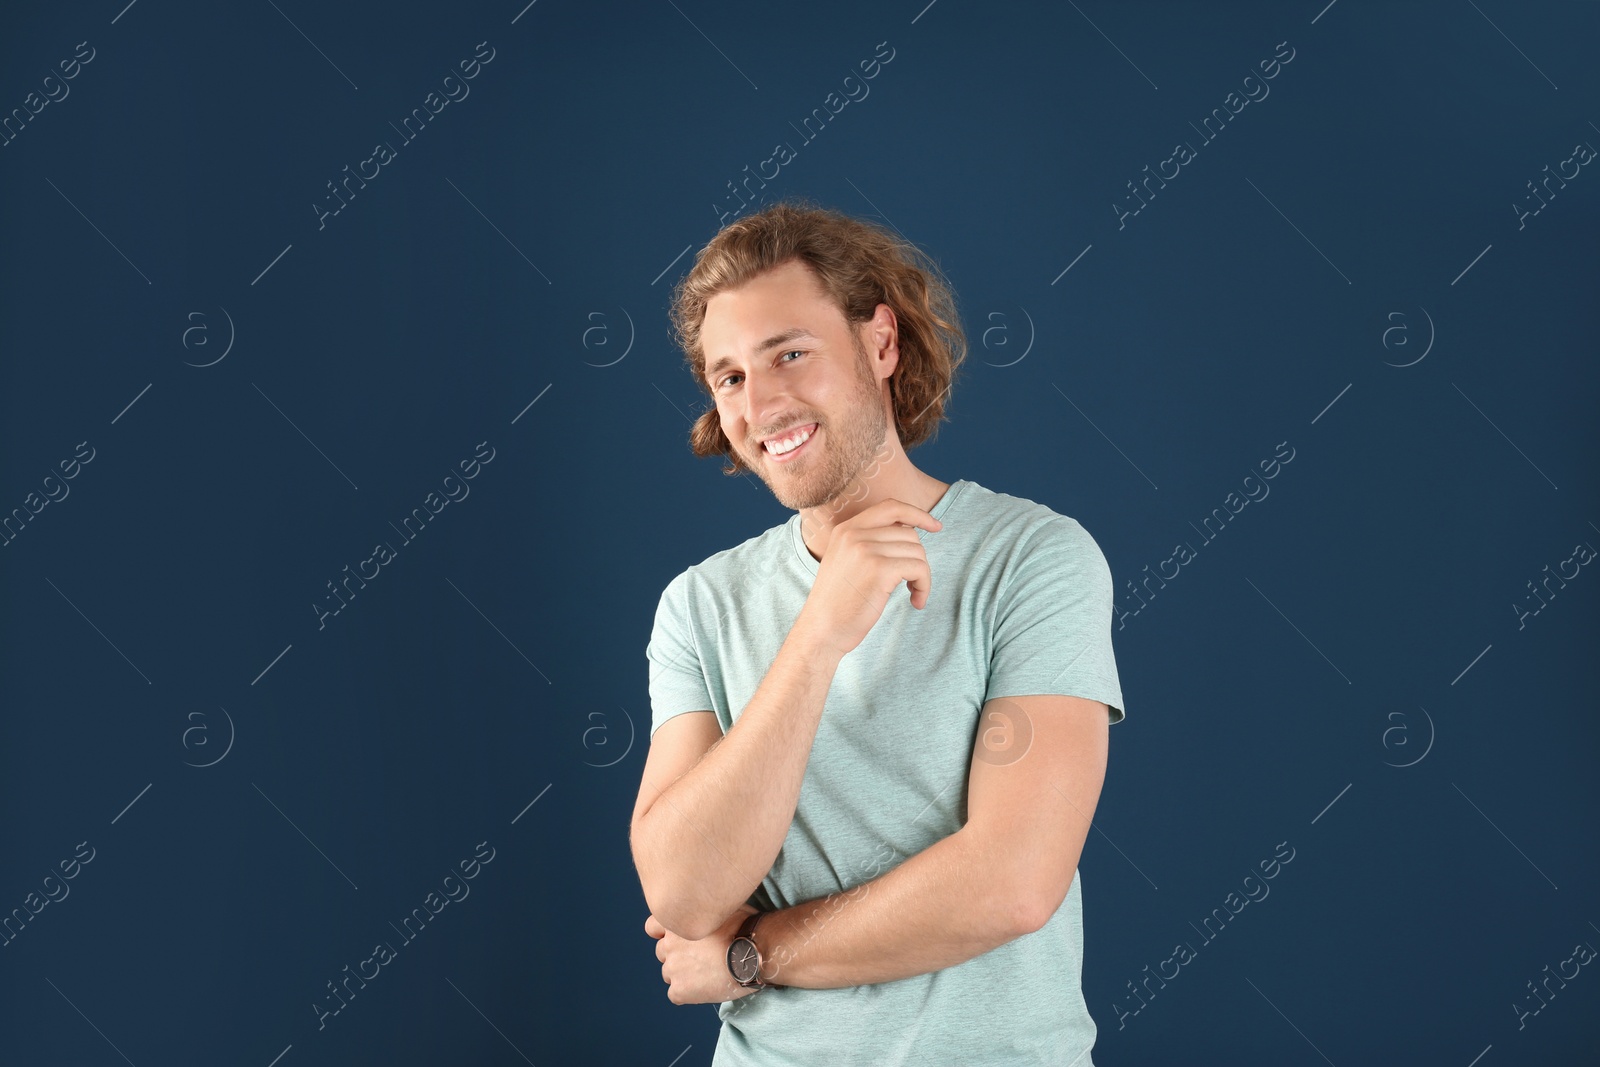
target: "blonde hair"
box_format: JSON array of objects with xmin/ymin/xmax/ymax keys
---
[{"xmin": 668, "ymin": 197, "xmax": 967, "ymax": 476}]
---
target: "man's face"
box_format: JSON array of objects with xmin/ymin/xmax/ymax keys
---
[{"xmin": 700, "ymin": 259, "xmax": 893, "ymax": 511}]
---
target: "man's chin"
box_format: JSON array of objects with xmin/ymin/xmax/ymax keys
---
[{"xmin": 763, "ymin": 473, "xmax": 838, "ymax": 513}]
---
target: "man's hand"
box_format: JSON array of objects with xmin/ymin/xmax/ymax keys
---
[
  {"xmin": 798, "ymin": 498, "xmax": 944, "ymax": 657},
  {"xmin": 646, "ymin": 901, "xmax": 761, "ymax": 1005}
]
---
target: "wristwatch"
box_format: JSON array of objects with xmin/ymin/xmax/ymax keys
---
[{"xmin": 727, "ymin": 911, "xmax": 777, "ymax": 989}]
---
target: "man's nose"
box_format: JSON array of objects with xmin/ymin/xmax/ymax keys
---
[{"xmin": 741, "ymin": 369, "xmax": 786, "ymax": 429}]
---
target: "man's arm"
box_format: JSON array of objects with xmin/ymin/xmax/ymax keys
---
[
  {"xmin": 630, "ymin": 612, "xmax": 845, "ymax": 942},
  {"xmin": 749, "ymin": 694, "xmax": 1109, "ymax": 989}
]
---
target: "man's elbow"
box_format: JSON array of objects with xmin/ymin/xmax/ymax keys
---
[
  {"xmin": 1012, "ymin": 867, "xmax": 1077, "ymax": 936},
  {"xmin": 630, "ymin": 813, "xmax": 747, "ymax": 939},
  {"xmin": 967, "ymin": 829, "xmax": 1058, "ymax": 938},
  {"xmin": 674, "ymin": 915, "xmax": 722, "ymax": 942},
  {"xmin": 638, "ymin": 874, "xmax": 725, "ymax": 941},
  {"xmin": 1011, "ymin": 889, "xmax": 1051, "ymax": 937},
  {"xmin": 654, "ymin": 898, "xmax": 725, "ymax": 941}
]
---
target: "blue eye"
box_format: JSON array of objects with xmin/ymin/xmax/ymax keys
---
[{"xmin": 718, "ymin": 350, "xmax": 804, "ymax": 390}]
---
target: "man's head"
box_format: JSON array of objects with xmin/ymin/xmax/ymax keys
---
[{"xmin": 669, "ymin": 199, "xmax": 966, "ymax": 510}]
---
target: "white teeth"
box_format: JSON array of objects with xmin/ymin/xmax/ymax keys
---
[{"xmin": 764, "ymin": 425, "xmax": 814, "ymax": 455}]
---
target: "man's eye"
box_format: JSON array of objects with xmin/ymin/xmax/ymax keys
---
[{"xmin": 718, "ymin": 351, "xmax": 803, "ymax": 390}]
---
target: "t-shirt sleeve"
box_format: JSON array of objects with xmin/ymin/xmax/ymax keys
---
[
  {"xmin": 986, "ymin": 517, "xmax": 1126, "ymax": 724},
  {"xmin": 646, "ymin": 570, "xmax": 718, "ymax": 738}
]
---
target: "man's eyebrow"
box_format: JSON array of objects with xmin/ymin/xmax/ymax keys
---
[{"xmin": 704, "ymin": 328, "xmax": 818, "ymax": 383}]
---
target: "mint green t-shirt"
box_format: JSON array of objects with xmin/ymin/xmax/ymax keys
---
[{"xmin": 645, "ymin": 479, "xmax": 1126, "ymax": 1066}]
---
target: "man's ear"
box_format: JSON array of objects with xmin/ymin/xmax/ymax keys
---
[{"xmin": 867, "ymin": 304, "xmax": 900, "ymax": 370}]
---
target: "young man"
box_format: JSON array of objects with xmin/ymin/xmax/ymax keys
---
[{"xmin": 631, "ymin": 199, "xmax": 1127, "ymax": 1066}]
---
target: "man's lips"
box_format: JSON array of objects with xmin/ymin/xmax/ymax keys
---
[{"xmin": 762, "ymin": 423, "xmax": 817, "ymax": 464}]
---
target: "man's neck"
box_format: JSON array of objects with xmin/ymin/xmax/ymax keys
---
[{"xmin": 798, "ymin": 472, "xmax": 951, "ymax": 562}]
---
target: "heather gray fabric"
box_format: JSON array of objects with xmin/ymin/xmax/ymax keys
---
[{"xmin": 646, "ymin": 479, "xmax": 1126, "ymax": 1066}]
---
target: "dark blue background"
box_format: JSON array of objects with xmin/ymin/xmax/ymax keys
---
[{"xmin": 2, "ymin": 1, "xmax": 1596, "ymax": 1064}]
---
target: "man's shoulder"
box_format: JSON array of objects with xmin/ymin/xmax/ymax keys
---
[
  {"xmin": 958, "ymin": 480, "xmax": 1092, "ymax": 544},
  {"xmin": 662, "ymin": 516, "xmax": 792, "ymax": 595}
]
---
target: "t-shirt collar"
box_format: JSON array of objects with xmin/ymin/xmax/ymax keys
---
[{"xmin": 789, "ymin": 479, "xmax": 968, "ymax": 575}]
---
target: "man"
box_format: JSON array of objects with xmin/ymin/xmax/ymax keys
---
[{"xmin": 631, "ymin": 199, "xmax": 1126, "ymax": 1066}]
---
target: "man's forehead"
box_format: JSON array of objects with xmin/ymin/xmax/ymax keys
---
[{"xmin": 704, "ymin": 262, "xmax": 832, "ymax": 328}]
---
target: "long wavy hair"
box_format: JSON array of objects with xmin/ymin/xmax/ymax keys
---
[{"xmin": 668, "ymin": 198, "xmax": 967, "ymax": 476}]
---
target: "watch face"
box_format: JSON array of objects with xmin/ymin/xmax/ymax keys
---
[{"xmin": 728, "ymin": 937, "xmax": 760, "ymax": 983}]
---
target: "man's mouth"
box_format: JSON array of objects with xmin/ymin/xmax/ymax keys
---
[{"xmin": 762, "ymin": 422, "xmax": 817, "ymax": 464}]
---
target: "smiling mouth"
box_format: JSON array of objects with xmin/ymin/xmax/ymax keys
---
[{"xmin": 762, "ymin": 423, "xmax": 818, "ymax": 464}]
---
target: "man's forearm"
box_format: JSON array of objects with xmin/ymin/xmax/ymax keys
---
[
  {"xmin": 634, "ymin": 613, "xmax": 843, "ymax": 939},
  {"xmin": 749, "ymin": 825, "xmax": 1032, "ymax": 990}
]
